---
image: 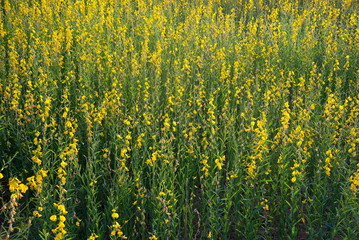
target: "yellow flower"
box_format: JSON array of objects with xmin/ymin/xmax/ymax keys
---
[
  {"xmin": 58, "ymin": 221, "xmax": 65, "ymax": 228},
  {"xmin": 36, "ymin": 174, "xmax": 43, "ymax": 185},
  {"xmin": 111, "ymin": 212, "xmax": 119, "ymax": 219},
  {"xmin": 33, "ymin": 210, "xmax": 42, "ymax": 217},
  {"xmin": 31, "ymin": 156, "xmax": 42, "ymax": 165},
  {"xmin": 60, "ymin": 161, "xmax": 68, "ymax": 168},
  {"xmin": 54, "ymin": 232, "xmax": 64, "ymax": 240},
  {"xmin": 39, "ymin": 169, "xmax": 49, "ymax": 177},
  {"xmin": 59, "ymin": 215, "xmax": 66, "ymax": 222},
  {"xmin": 89, "ymin": 180, "xmax": 97, "ymax": 186},
  {"xmin": 9, "ymin": 177, "xmax": 20, "ymax": 192},
  {"xmin": 55, "ymin": 204, "xmax": 68, "ymax": 214},
  {"xmin": 60, "ymin": 176, "xmax": 66, "ymax": 185},
  {"xmin": 215, "ymin": 158, "xmax": 222, "ymax": 170},
  {"xmin": 9, "ymin": 177, "xmax": 29, "ymax": 194},
  {"xmin": 87, "ymin": 233, "xmax": 99, "ymax": 240},
  {"xmin": 215, "ymin": 155, "xmax": 225, "ymax": 170},
  {"xmin": 27, "ymin": 176, "xmax": 36, "ymax": 189},
  {"xmin": 50, "ymin": 215, "xmax": 57, "ymax": 221},
  {"xmin": 19, "ymin": 183, "xmax": 29, "ymax": 193},
  {"xmin": 149, "ymin": 235, "xmax": 158, "ymax": 240},
  {"xmin": 0, "ymin": 173, "xmax": 3, "ymax": 179},
  {"xmin": 65, "ymin": 121, "xmax": 72, "ymax": 128}
]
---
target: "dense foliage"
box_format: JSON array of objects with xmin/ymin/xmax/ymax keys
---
[{"xmin": 1, "ymin": 0, "xmax": 358, "ymax": 239}]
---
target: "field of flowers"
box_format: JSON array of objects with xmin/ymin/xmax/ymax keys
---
[{"xmin": 0, "ymin": 0, "xmax": 358, "ymax": 239}]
